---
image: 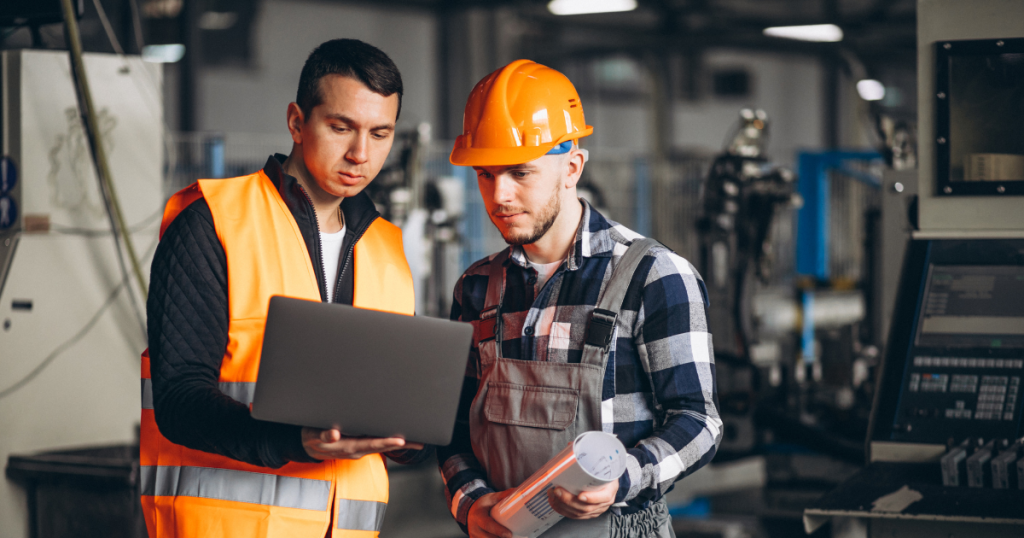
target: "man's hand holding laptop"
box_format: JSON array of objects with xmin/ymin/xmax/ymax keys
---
[{"xmin": 301, "ymin": 427, "xmax": 425, "ymax": 460}]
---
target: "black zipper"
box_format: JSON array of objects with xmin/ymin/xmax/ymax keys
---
[
  {"xmin": 295, "ymin": 183, "xmax": 378, "ymax": 304},
  {"xmin": 295, "ymin": 184, "xmax": 330, "ymax": 302},
  {"xmin": 335, "ymin": 214, "xmax": 376, "ymax": 301}
]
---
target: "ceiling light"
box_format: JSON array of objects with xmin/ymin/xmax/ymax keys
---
[
  {"xmin": 856, "ymin": 79, "xmax": 886, "ymax": 101},
  {"xmin": 763, "ymin": 24, "xmax": 844, "ymax": 42},
  {"xmin": 142, "ymin": 44, "xmax": 186, "ymax": 63},
  {"xmin": 548, "ymin": 0, "xmax": 637, "ymax": 16}
]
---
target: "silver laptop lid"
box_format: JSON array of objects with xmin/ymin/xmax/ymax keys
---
[{"xmin": 252, "ymin": 296, "xmax": 473, "ymax": 446}]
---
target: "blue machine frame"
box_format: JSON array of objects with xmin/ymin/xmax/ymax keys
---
[
  {"xmin": 796, "ymin": 150, "xmax": 882, "ymax": 281},
  {"xmin": 796, "ymin": 150, "xmax": 882, "ymax": 363}
]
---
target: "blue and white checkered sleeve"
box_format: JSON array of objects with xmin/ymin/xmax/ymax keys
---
[
  {"xmin": 619, "ymin": 249, "xmax": 722, "ymax": 506},
  {"xmin": 437, "ymin": 271, "xmax": 495, "ymax": 529}
]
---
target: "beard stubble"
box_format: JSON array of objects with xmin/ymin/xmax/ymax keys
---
[{"xmin": 494, "ymin": 183, "xmax": 562, "ymax": 246}]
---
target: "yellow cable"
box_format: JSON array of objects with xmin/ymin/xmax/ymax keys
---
[{"xmin": 60, "ymin": 0, "xmax": 149, "ymax": 301}]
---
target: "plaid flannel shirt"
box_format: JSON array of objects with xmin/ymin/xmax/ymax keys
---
[{"xmin": 438, "ymin": 200, "xmax": 722, "ymax": 527}]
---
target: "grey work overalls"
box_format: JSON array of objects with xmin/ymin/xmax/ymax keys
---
[{"xmin": 468, "ymin": 239, "xmax": 676, "ymax": 538}]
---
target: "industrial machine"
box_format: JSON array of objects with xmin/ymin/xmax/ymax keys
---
[
  {"xmin": 802, "ymin": 1, "xmax": 1024, "ymax": 535},
  {"xmin": 698, "ymin": 107, "xmax": 797, "ymax": 364},
  {"xmin": 363, "ymin": 124, "xmax": 469, "ymax": 318},
  {"xmin": 696, "ymin": 107, "xmax": 883, "ymax": 466},
  {"xmin": 0, "ymin": 48, "xmax": 163, "ymax": 537},
  {"xmin": 803, "ymin": 240, "xmax": 1024, "ymax": 536}
]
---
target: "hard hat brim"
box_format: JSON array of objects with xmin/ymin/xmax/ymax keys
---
[
  {"xmin": 450, "ymin": 145, "xmax": 554, "ymax": 167},
  {"xmin": 449, "ymin": 127, "xmax": 593, "ymax": 167}
]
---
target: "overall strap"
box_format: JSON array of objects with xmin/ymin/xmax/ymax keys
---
[
  {"xmin": 581, "ymin": 238, "xmax": 661, "ymax": 367},
  {"xmin": 478, "ymin": 249, "xmax": 511, "ymax": 351}
]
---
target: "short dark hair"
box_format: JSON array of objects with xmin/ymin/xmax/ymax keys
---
[{"xmin": 296, "ymin": 39, "xmax": 403, "ymax": 121}]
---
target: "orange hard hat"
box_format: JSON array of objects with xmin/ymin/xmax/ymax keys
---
[{"xmin": 450, "ymin": 59, "xmax": 594, "ymax": 167}]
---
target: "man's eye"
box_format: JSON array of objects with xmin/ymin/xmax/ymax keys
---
[
  {"xmin": 372, "ymin": 132, "xmax": 389, "ymax": 140},
  {"xmin": 332, "ymin": 126, "xmax": 349, "ymax": 133},
  {"xmin": 512, "ymin": 171, "xmax": 529, "ymax": 178}
]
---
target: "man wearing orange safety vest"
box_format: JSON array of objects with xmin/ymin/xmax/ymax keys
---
[{"xmin": 142, "ymin": 39, "xmax": 425, "ymax": 538}]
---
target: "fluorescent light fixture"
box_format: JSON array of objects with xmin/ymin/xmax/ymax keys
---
[
  {"xmin": 548, "ymin": 0, "xmax": 637, "ymax": 16},
  {"xmin": 142, "ymin": 44, "xmax": 186, "ymax": 63},
  {"xmin": 763, "ymin": 24, "xmax": 843, "ymax": 42},
  {"xmin": 856, "ymin": 79, "xmax": 886, "ymax": 101}
]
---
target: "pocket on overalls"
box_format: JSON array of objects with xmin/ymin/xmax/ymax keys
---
[
  {"xmin": 484, "ymin": 383, "xmax": 579, "ymax": 430},
  {"xmin": 478, "ymin": 382, "xmax": 581, "ymax": 489}
]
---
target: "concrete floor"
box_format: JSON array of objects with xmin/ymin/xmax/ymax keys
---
[{"xmin": 381, "ymin": 460, "xmax": 463, "ymax": 538}]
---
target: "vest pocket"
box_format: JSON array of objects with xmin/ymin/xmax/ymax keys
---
[{"xmin": 483, "ymin": 383, "xmax": 579, "ymax": 430}]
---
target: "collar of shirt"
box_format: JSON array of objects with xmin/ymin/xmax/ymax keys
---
[{"xmin": 507, "ymin": 198, "xmax": 620, "ymax": 272}]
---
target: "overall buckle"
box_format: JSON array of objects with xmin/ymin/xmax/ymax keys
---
[{"xmin": 585, "ymin": 308, "xmax": 617, "ymax": 349}]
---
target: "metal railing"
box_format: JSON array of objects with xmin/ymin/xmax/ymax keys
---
[{"xmin": 164, "ymin": 132, "xmax": 292, "ymax": 197}]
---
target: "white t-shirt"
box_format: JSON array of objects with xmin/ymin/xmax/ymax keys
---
[
  {"xmin": 528, "ymin": 258, "xmax": 563, "ymax": 291},
  {"xmin": 320, "ymin": 225, "xmax": 346, "ymax": 303}
]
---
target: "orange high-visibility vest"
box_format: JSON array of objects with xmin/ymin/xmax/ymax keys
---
[{"xmin": 140, "ymin": 170, "xmax": 415, "ymax": 538}]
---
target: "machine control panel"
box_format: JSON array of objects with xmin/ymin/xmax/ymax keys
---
[
  {"xmin": 905, "ymin": 363, "xmax": 1020, "ymax": 420},
  {"xmin": 908, "ymin": 360, "xmax": 1021, "ymax": 421},
  {"xmin": 878, "ymin": 241, "xmax": 1024, "ymax": 445}
]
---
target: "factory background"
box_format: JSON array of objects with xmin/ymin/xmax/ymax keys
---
[{"xmin": 2, "ymin": 0, "xmax": 1023, "ymax": 537}]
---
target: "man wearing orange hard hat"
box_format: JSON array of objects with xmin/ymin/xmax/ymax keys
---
[{"xmin": 438, "ymin": 60, "xmax": 722, "ymax": 538}]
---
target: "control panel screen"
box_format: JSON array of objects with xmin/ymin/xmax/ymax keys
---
[
  {"xmin": 915, "ymin": 264, "xmax": 1024, "ymax": 348},
  {"xmin": 892, "ymin": 263, "xmax": 1024, "ymax": 442},
  {"xmin": 877, "ymin": 240, "xmax": 1024, "ymax": 445}
]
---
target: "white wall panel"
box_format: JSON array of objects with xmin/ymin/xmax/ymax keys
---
[
  {"xmin": 0, "ymin": 50, "xmax": 161, "ymax": 538},
  {"xmin": 672, "ymin": 50, "xmax": 824, "ymax": 166}
]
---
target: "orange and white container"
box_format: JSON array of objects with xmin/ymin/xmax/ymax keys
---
[{"xmin": 491, "ymin": 431, "xmax": 627, "ymax": 538}]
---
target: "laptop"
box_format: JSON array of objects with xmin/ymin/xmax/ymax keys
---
[{"xmin": 252, "ymin": 295, "xmax": 473, "ymax": 446}]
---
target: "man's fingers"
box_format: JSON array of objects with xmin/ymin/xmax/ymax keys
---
[
  {"xmin": 577, "ymin": 492, "xmax": 611, "ymax": 504},
  {"xmin": 549, "ymin": 502, "xmax": 586, "ymax": 519},
  {"xmin": 548, "ymin": 486, "xmax": 612, "ymax": 520},
  {"xmin": 319, "ymin": 428, "xmax": 341, "ymax": 443},
  {"xmin": 321, "ymin": 436, "xmax": 406, "ymax": 454},
  {"xmin": 577, "ymin": 480, "xmax": 618, "ymax": 504},
  {"xmin": 470, "ymin": 525, "xmax": 507, "ymax": 538},
  {"xmin": 478, "ymin": 518, "xmax": 513, "ymax": 538},
  {"xmin": 468, "ymin": 490, "xmax": 514, "ymax": 538},
  {"xmin": 362, "ymin": 436, "xmax": 408, "ymax": 451},
  {"xmin": 548, "ymin": 487, "xmax": 583, "ymax": 517},
  {"xmin": 548, "ymin": 502, "xmax": 580, "ymax": 519},
  {"xmin": 305, "ymin": 430, "xmax": 426, "ymax": 460},
  {"xmin": 490, "ymin": 488, "xmax": 515, "ymax": 504},
  {"xmin": 552, "ymin": 486, "xmax": 594, "ymax": 508}
]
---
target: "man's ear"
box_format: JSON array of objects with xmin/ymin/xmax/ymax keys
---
[
  {"xmin": 286, "ymin": 103, "xmax": 305, "ymax": 145},
  {"xmin": 564, "ymin": 149, "xmax": 586, "ymax": 189}
]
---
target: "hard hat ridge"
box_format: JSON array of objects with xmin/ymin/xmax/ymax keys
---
[{"xmin": 450, "ymin": 59, "xmax": 594, "ymax": 167}]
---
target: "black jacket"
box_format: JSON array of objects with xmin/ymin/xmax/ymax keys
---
[{"xmin": 147, "ymin": 155, "xmax": 406, "ymax": 467}]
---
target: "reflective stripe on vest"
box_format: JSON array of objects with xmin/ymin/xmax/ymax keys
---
[
  {"xmin": 141, "ymin": 378, "xmax": 153, "ymax": 409},
  {"xmin": 141, "ymin": 379, "xmax": 255, "ymax": 409},
  {"xmin": 140, "ymin": 465, "xmax": 331, "ymax": 512},
  {"xmin": 336, "ymin": 499, "xmax": 387, "ymax": 532}
]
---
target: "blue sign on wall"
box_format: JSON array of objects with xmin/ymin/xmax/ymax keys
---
[
  {"xmin": 0, "ymin": 196, "xmax": 17, "ymax": 230},
  {"xmin": 0, "ymin": 157, "xmax": 16, "ymax": 195}
]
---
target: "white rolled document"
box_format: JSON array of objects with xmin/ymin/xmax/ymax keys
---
[{"xmin": 491, "ymin": 431, "xmax": 628, "ymax": 538}]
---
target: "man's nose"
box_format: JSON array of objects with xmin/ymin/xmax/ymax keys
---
[
  {"xmin": 492, "ymin": 174, "xmax": 517, "ymax": 205},
  {"xmin": 346, "ymin": 132, "xmax": 369, "ymax": 164}
]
